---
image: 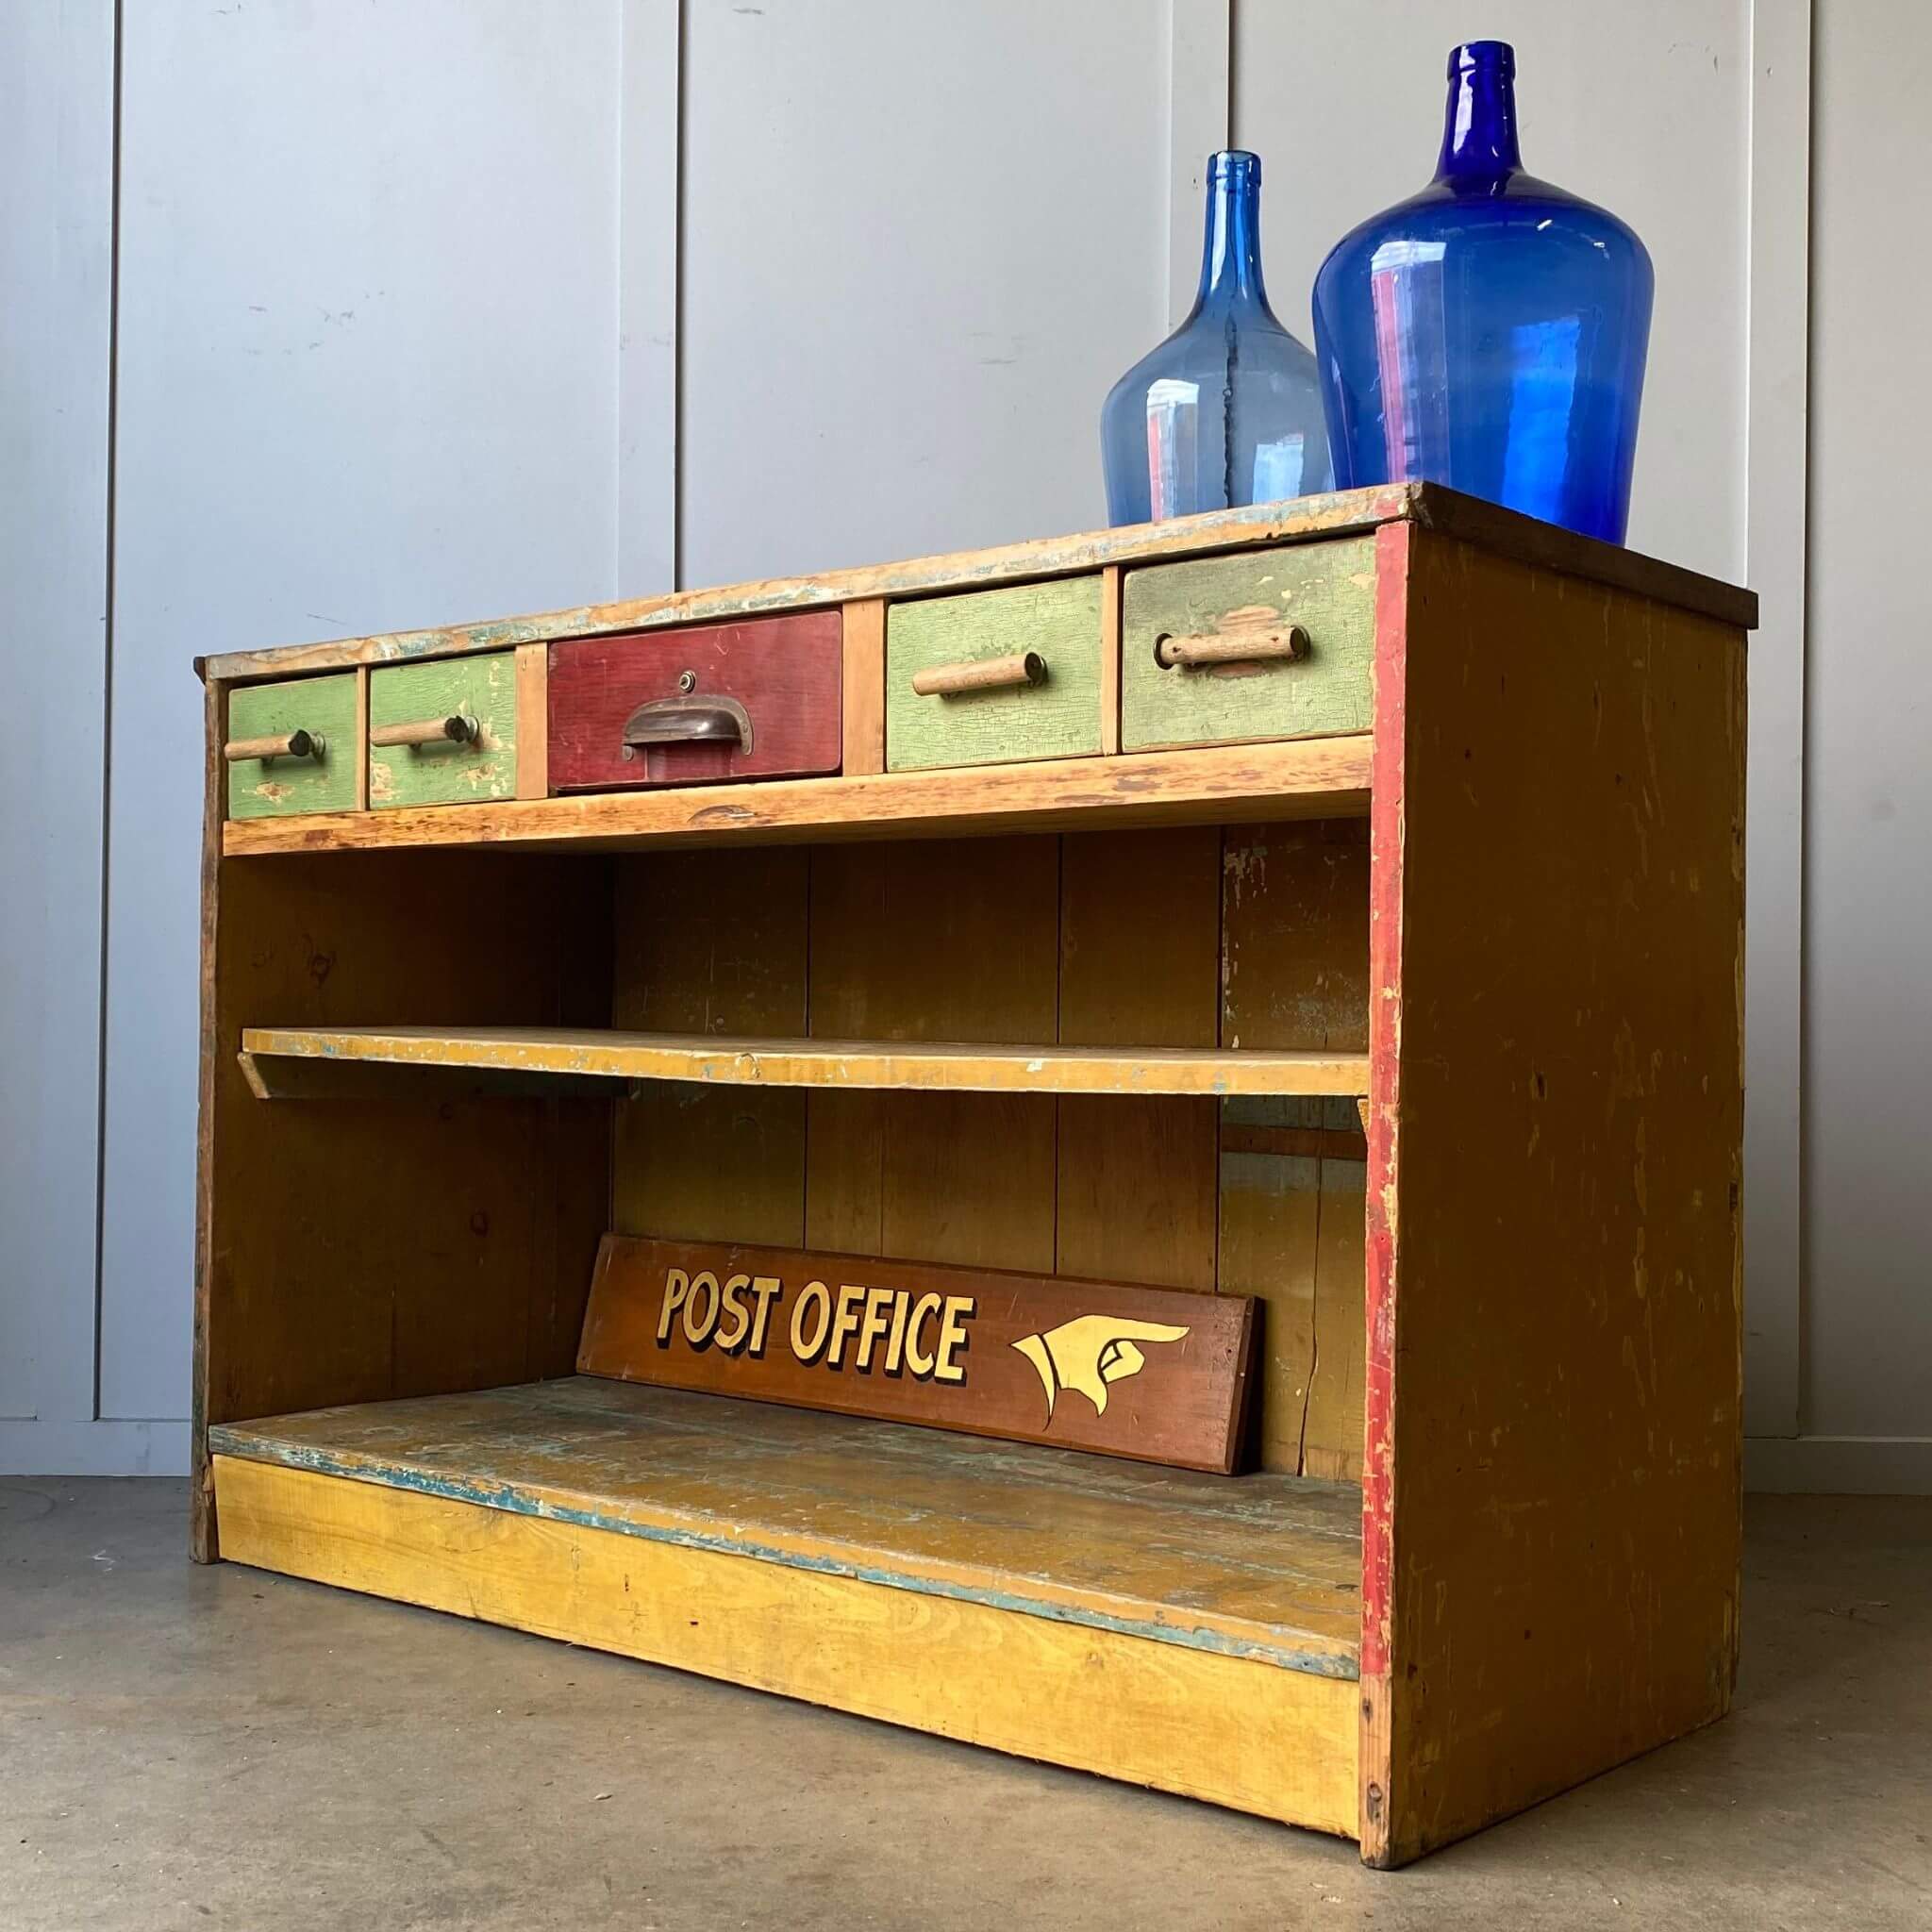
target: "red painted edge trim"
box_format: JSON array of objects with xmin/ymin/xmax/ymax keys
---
[{"xmin": 1360, "ymin": 522, "xmax": 1410, "ymax": 1694}]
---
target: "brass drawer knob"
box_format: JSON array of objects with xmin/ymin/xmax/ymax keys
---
[{"xmin": 911, "ymin": 652, "xmax": 1047, "ymax": 697}]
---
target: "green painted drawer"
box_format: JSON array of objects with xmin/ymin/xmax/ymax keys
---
[
  {"xmin": 886, "ymin": 575, "xmax": 1102, "ymax": 773},
  {"xmin": 1121, "ymin": 537, "xmax": 1378, "ymax": 753},
  {"xmin": 369, "ymin": 654, "xmax": 518, "ymax": 808},
  {"xmin": 225, "ymin": 674, "xmax": 358, "ymax": 820}
]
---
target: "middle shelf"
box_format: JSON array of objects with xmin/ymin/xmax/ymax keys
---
[{"xmin": 238, "ymin": 1024, "xmax": 1373, "ymax": 1100}]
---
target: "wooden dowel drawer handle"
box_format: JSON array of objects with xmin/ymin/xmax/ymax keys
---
[
  {"xmin": 224, "ymin": 730, "xmax": 324, "ymax": 762},
  {"xmin": 1154, "ymin": 625, "xmax": 1310, "ymax": 669},
  {"xmin": 911, "ymin": 652, "xmax": 1047, "ymax": 697},
  {"xmin": 369, "ymin": 714, "xmax": 479, "ymax": 749}
]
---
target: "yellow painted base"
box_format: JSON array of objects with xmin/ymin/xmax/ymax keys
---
[{"xmin": 212, "ymin": 1453, "xmax": 1359, "ymax": 1836}]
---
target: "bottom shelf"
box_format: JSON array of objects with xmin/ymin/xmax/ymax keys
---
[{"xmin": 210, "ymin": 1376, "xmax": 1364, "ymax": 1833}]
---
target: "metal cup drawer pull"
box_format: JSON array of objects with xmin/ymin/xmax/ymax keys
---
[
  {"xmin": 1154, "ymin": 609, "xmax": 1311, "ymax": 671},
  {"xmin": 621, "ymin": 690, "xmax": 754, "ymax": 759},
  {"xmin": 224, "ymin": 728, "xmax": 325, "ymax": 762},
  {"xmin": 368, "ymin": 713, "xmax": 479, "ymax": 749},
  {"xmin": 910, "ymin": 651, "xmax": 1047, "ymax": 697}
]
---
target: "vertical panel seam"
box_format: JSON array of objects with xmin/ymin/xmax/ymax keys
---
[
  {"xmin": 91, "ymin": 0, "xmax": 126, "ymax": 1424},
  {"xmin": 1741, "ymin": 0, "xmax": 1813, "ymax": 1439}
]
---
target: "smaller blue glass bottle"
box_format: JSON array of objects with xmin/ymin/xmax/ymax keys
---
[
  {"xmin": 1311, "ymin": 42, "xmax": 1653, "ymax": 543},
  {"xmin": 1102, "ymin": 151, "xmax": 1332, "ymax": 527}
]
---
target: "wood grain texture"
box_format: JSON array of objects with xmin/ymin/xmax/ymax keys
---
[
  {"xmin": 547, "ymin": 611, "xmax": 841, "ymax": 791},
  {"xmin": 199, "ymin": 848, "xmax": 612, "ymax": 1452},
  {"xmin": 1098, "ymin": 564, "xmax": 1123, "ymax": 755},
  {"xmin": 352, "ymin": 668, "xmax": 371, "ymax": 811},
  {"xmin": 211, "ymin": 1445, "xmax": 1360, "ymax": 1833},
  {"xmin": 1056, "ymin": 826, "xmax": 1221, "ymax": 1291},
  {"xmin": 221, "ymin": 738, "xmax": 1374, "ymax": 856},
  {"xmin": 1122, "ymin": 537, "xmax": 1377, "ymax": 752},
  {"xmin": 192, "ymin": 680, "xmax": 227, "ymax": 1559},
  {"xmin": 886, "ymin": 575, "xmax": 1103, "ymax": 771},
  {"xmin": 1358, "ymin": 520, "xmax": 1411, "ymax": 1857},
  {"xmin": 225, "ymin": 673, "xmax": 358, "ymax": 819},
  {"xmin": 807, "ymin": 838, "xmax": 1060, "ymax": 1275},
  {"xmin": 1302, "ymin": 1141, "xmax": 1367, "ymax": 1483},
  {"xmin": 1219, "ymin": 820, "xmax": 1373, "ymax": 1478},
  {"xmin": 367, "ymin": 652, "xmax": 518, "ymax": 808},
  {"xmin": 208, "ymin": 1376, "xmax": 1361, "ymax": 1672},
  {"xmin": 840, "ymin": 596, "xmax": 886, "ymax": 776},
  {"xmin": 609, "ymin": 847, "xmax": 808, "ymax": 1250},
  {"xmin": 1363, "ymin": 529, "xmax": 1746, "ymax": 1866},
  {"xmin": 577, "ymin": 1236, "xmax": 1257, "ymax": 1473},
  {"xmin": 198, "ymin": 480, "xmax": 1753, "ymax": 682},
  {"xmin": 514, "ymin": 643, "xmax": 547, "ymax": 799},
  {"xmin": 240, "ymin": 1024, "xmax": 1372, "ymax": 1100}
]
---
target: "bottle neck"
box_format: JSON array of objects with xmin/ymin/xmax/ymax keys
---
[
  {"xmin": 1435, "ymin": 41, "xmax": 1522, "ymax": 182},
  {"xmin": 1194, "ymin": 152, "xmax": 1267, "ymax": 308}
]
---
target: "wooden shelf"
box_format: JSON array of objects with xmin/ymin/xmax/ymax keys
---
[
  {"xmin": 239, "ymin": 1024, "xmax": 1373, "ymax": 1100},
  {"xmin": 209, "ymin": 1375, "xmax": 1364, "ymax": 1674},
  {"xmin": 219, "ymin": 739, "xmax": 1373, "ymax": 858}
]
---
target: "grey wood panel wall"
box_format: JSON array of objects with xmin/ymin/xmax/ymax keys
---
[
  {"xmin": 677, "ymin": 0, "xmax": 1172, "ymax": 586},
  {"xmin": 0, "ymin": 2, "xmax": 124, "ymax": 1469},
  {"xmin": 3, "ymin": 2, "xmax": 1923, "ymax": 1488}
]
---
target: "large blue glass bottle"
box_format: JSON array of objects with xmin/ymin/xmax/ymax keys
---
[
  {"xmin": 1310, "ymin": 42, "xmax": 1653, "ymax": 543},
  {"xmin": 1102, "ymin": 151, "xmax": 1332, "ymax": 527}
]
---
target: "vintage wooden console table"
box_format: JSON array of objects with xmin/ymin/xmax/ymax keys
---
[{"xmin": 192, "ymin": 482, "xmax": 1754, "ymax": 1866}]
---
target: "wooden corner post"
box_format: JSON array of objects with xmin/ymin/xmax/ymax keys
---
[{"xmin": 1358, "ymin": 524, "xmax": 1747, "ymax": 1865}]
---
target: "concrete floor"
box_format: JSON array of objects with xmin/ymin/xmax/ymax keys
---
[{"xmin": 1, "ymin": 1484, "xmax": 1927, "ymax": 1932}]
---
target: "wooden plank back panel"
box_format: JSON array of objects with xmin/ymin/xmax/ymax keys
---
[
  {"xmin": 1218, "ymin": 819, "xmax": 1372, "ymax": 1476},
  {"xmin": 1363, "ymin": 530, "xmax": 1746, "ymax": 1865},
  {"xmin": 198, "ymin": 849, "xmax": 613, "ymax": 1517},
  {"xmin": 609, "ymin": 847, "xmax": 808, "ymax": 1248},
  {"xmin": 1055, "ymin": 826, "xmax": 1221, "ymax": 1291},
  {"xmin": 806, "ymin": 837, "xmax": 1059, "ymax": 1274}
]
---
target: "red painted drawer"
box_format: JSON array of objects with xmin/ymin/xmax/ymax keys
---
[{"xmin": 547, "ymin": 612, "xmax": 842, "ymax": 791}]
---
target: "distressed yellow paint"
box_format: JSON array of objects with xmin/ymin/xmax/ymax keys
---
[
  {"xmin": 212, "ymin": 1451, "xmax": 1361, "ymax": 1835},
  {"xmin": 210, "ymin": 1375, "xmax": 1362, "ymax": 1667},
  {"xmin": 222, "ymin": 737, "xmax": 1374, "ymax": 857},
  {"xmin": 239, "ymin": 1023, "xmax": 1372, "ymax": 1101}
]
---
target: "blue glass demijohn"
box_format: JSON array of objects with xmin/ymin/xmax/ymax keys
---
[
  {"xmin": 1311, "ymin": 42, "xmax": 1653, "ymax": 543},
  {"xmin": 1102, "ymin": 151, "xmax": 1332, "ymax": 526}
]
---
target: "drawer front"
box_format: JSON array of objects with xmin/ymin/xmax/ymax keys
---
[
  {"xmin": 1121, "ymin": 537, "xmax": 1378, "ymax": 753},
  {"xmin": 547, "ymin": 611, "xmax": 842, "ymax": 792},
  {"xmin": 225, "ymin": 673, "xmax": 358, "ymax": 819},
  {"xmin": 886, "ymin": 575, "xmax": 1102, "ymax": 773},
  {"xmin": 368, "ymin": 654, "xmax": 518, "ymax": 808}
]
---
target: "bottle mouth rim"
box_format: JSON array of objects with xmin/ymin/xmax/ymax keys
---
[
  {"xmin": 1447, "ymin": 39, "xmax": 1515, "ymax": 77},
  {"xmin": 1207, "ymin": 149, "xmax": 1261, "ymax": 183}
]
